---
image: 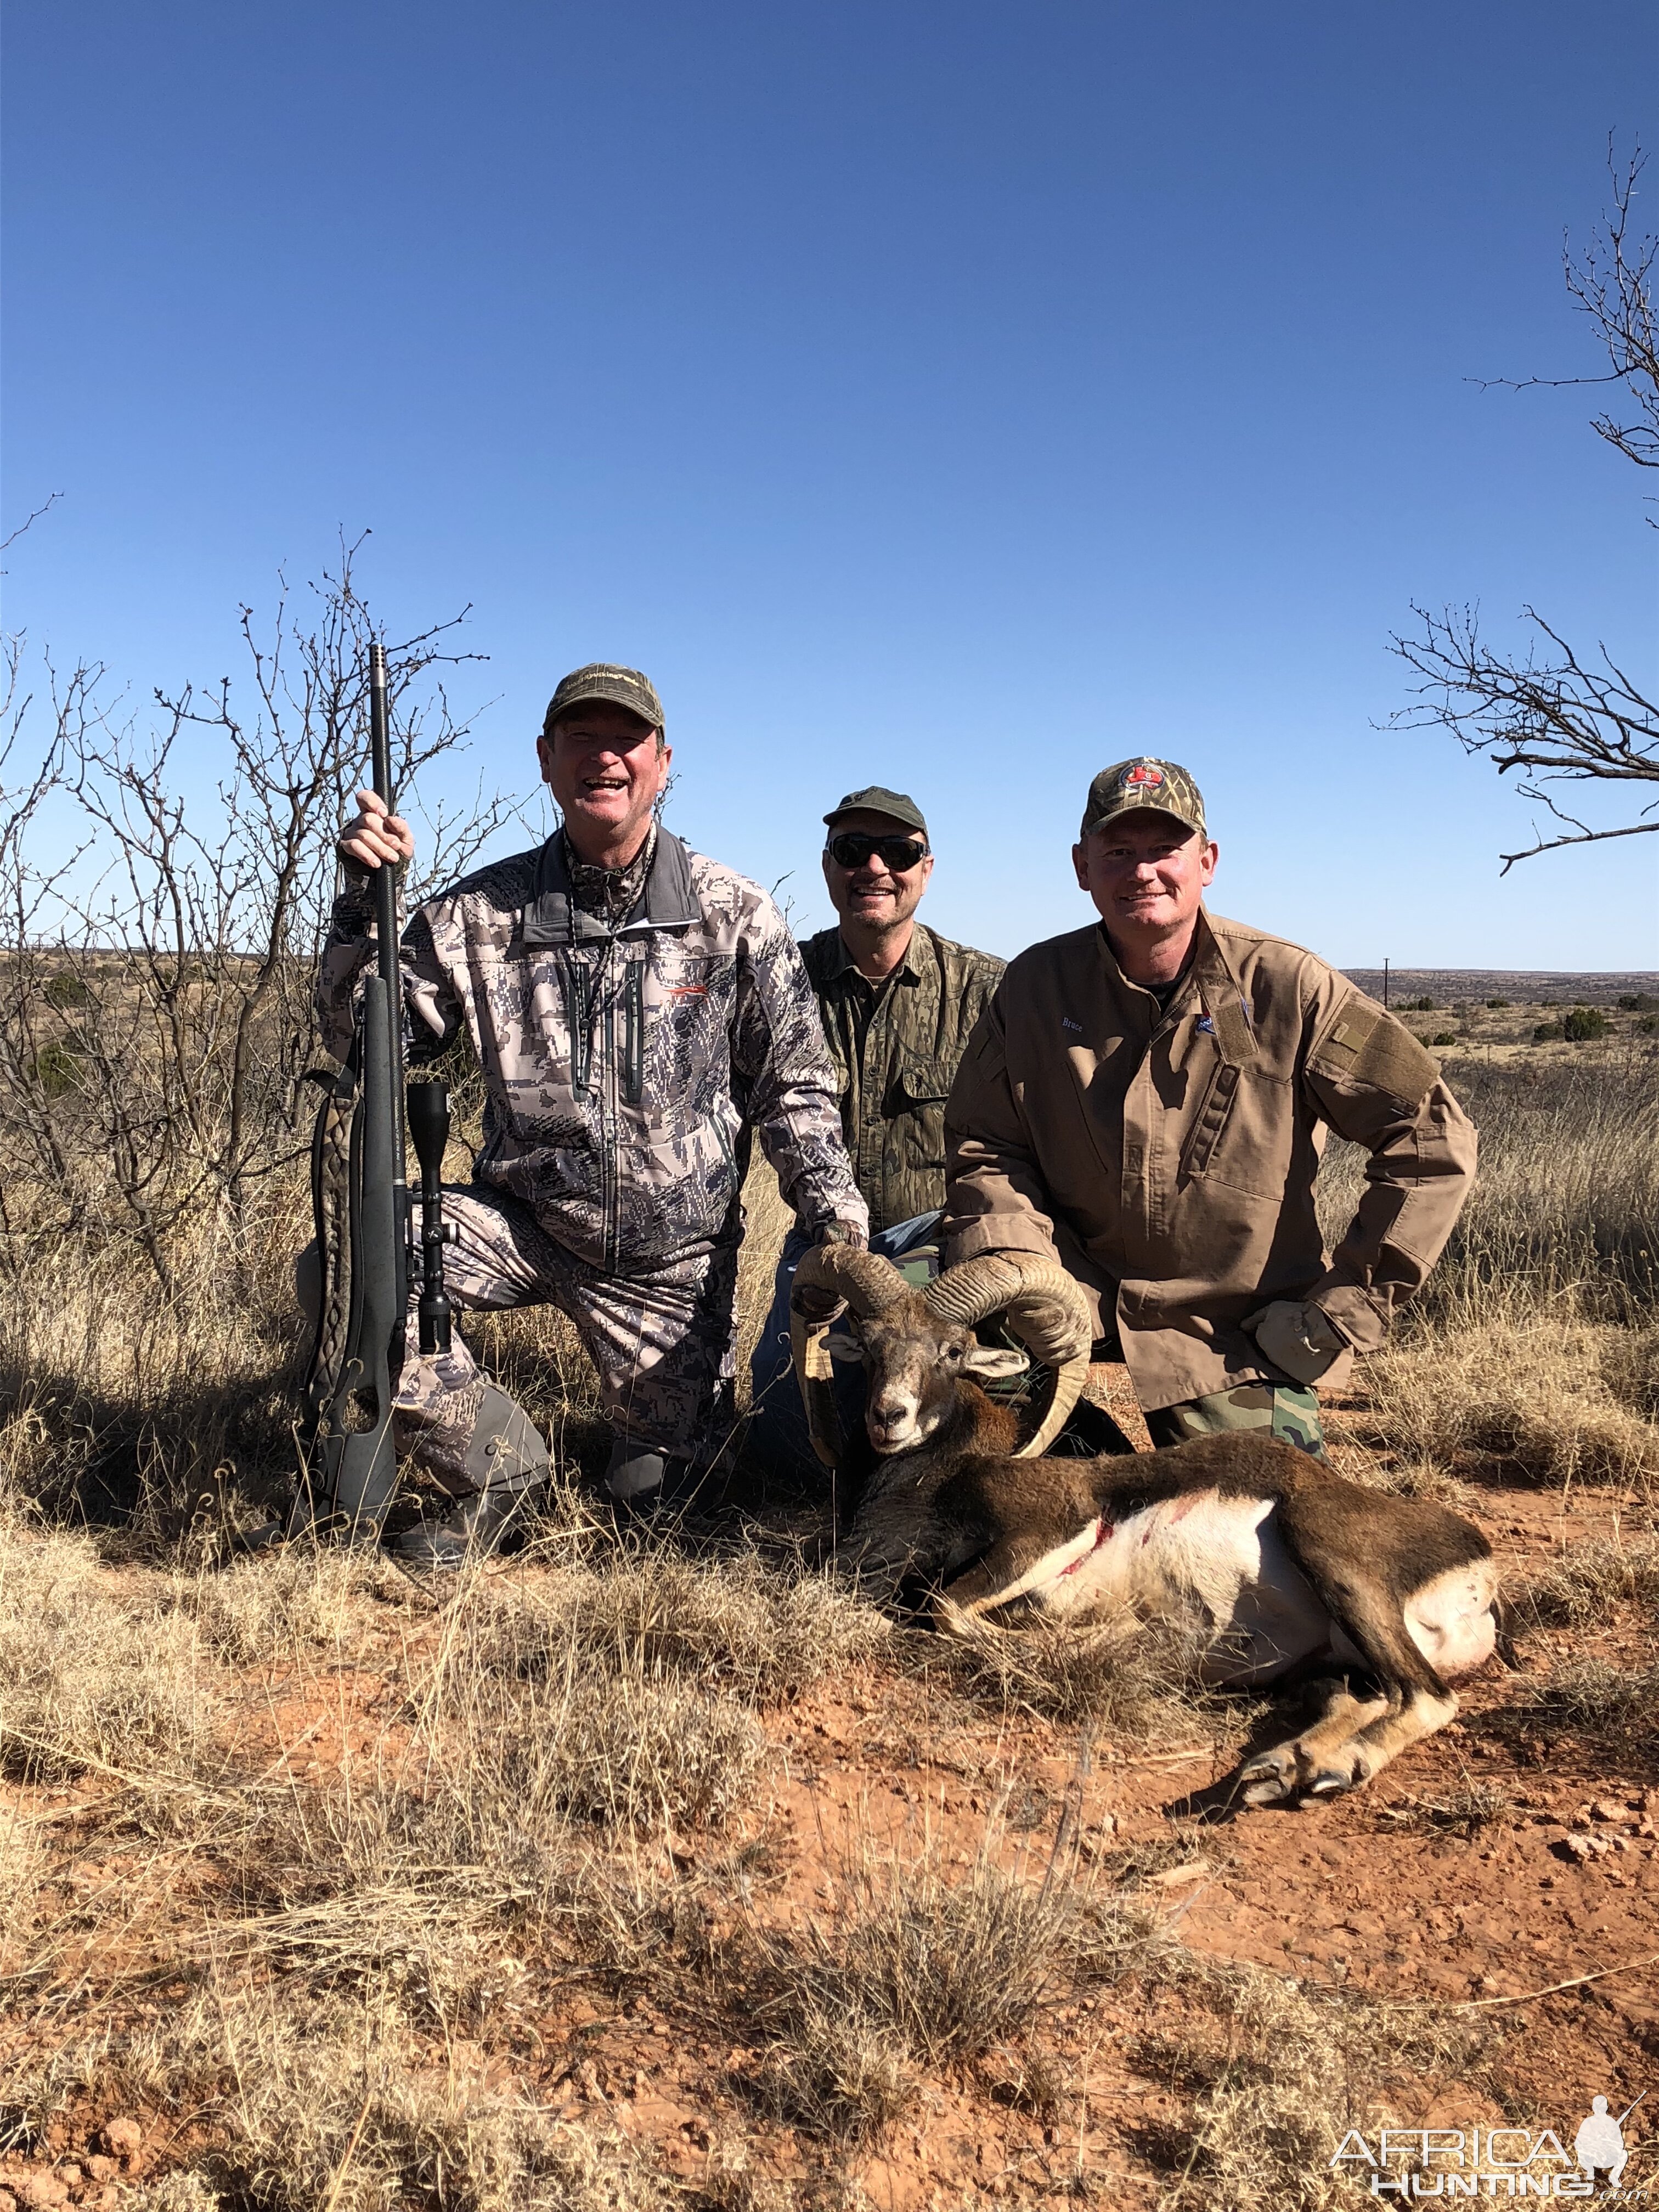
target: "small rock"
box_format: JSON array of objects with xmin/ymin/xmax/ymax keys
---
[
  {"xmin": 18, "ymin": 2178, "xmax": 69, "ymax": 2211},
  {"xmin": 54, "ymin": 2175, "xmax": 80, "ymax": 2193},
  {"xmin": 1592, "ymin": 1799, "xmax": 1627, "ymax": 1823},
  {"xmin": 1556, "ymin": 1833, "xmax": 1599, "ymax": 1862},
  {"xmin": 0, "ymin": 2188, "xmax": 16, "ymax": 2212},
  {"xmin": 98, "ymin": 2123, "xmax": 141, "ymax": 2159},
  {"xmin": 82, "ymin": 2163, "xmax": 113, "ymax": 2185}
]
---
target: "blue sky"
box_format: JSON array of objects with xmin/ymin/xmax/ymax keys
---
[{"xmin": 5, "ymin": 0, "xmax": 1655, "ymax": 967}]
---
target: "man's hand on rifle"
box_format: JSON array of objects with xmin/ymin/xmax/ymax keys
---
[{"xmin": 337, "ymin": 789, "xmax": 416, "ymax": 879}]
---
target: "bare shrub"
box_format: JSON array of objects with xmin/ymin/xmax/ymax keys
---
[
  {"xmin": 1137, "ymin": 1954, "xmax": 1491, "ymax": 2209},
  {"xmin": 0, "ymin": 1530, "xmax": 214, "ymax": 1781}
]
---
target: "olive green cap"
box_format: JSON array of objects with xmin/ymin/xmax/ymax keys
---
[
  {"xmin": 823, "ymin": 785, "xmax": 929, "ymax": 840},
  {"xmin": 543, "ymin": 663, "xmax": 664, "ymax": 738},
  {"xmin": 1081, "ymin": 757, "xmax": 1206, "ymax": 839}
]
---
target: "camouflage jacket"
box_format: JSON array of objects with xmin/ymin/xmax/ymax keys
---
[
  {"xmin": 800, "ymin": 925, "xmax": 1005, "ymax": 1234},
  {"xmin": 318, "ymin": 830, "xmax": 867, "ymax": 1272},
  {"xmin": 944, "ymin": 909, "xmax": 1477, "ymax": 1409}
]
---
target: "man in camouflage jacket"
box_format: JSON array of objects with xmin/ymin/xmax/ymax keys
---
[
  {"xmin": 320, "ymin": 663, "xmax": 866, "ymax": 1556},
  {"xmin": 943, "ymin": 757, "xmax": 1477, "ymax": 1456},
  {"xmin": 748, "ymin": 786, "xmax": 1003, "ymax": 1479}
]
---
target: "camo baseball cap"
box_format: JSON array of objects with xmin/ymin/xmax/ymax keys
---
[
  {"xmin": 543, "ymin": 663, "xmax": 664, "ymax": 737},
  {"xmin": 1081, "ymin": 757, "xmax": 1206, "ymax": 839},
  {"xmin": 823, "ymin": 786, "xmax": 929, "ymax": 839}
]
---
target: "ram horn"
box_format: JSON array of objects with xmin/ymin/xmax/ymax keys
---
[
  {"xmin": 788, "ymin": 1244, "xmax": 911, "ymax": 1470},
  {"xmin": 924, "ymin": 1252, "xmax": 1093, "ymax": 1459}
]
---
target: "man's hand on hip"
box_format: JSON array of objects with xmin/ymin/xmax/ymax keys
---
[{"xmin": 1242, "ymin": 1300, "xmax": 1348, "ymax": 1386}]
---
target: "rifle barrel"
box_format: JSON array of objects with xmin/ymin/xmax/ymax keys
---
[{"xmin": 367, "ymin": 642, "xmax": 409, "ymax": 1314}]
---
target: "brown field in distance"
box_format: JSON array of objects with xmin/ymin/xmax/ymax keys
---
[{"xmin": 0, "ymin": 1002, "xmax": 1655, "ymax": 2208}]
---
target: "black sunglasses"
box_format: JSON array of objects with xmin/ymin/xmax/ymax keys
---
[{"xmin": 826, "ymin": 833, "xmax": 929, "ymax": 871}]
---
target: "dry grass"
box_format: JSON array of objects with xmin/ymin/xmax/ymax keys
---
[
  {"xmin": 0, "ymin": 1040, "xmax": 1652, "ymax": 2199},
  {"xmin": 1347, "ymin": 1311, "xmax": 1659, "ymax": 1486},
  {"xmin": 0, "ymin": 1529, "xmax": 217, "ymax": 1783},
  {"xmin": 921, "ymin": 1603, "xmax": 1221, "ymax": 1741},
  {"xmin": 1133, "ymin": 1954, "xmax": 1494, "ymax": 2210},
  {"xmin": 742, "ymin": 1822, "xmax": 1154, "ymax": 2140},
  {"xmin": 475, "ymin": 1550, "xmax": 889, "ymax": 1706},
  {"xmin": 1516, "ymin": 1532, "xmax": 1659, "ymax": 1628},
  {"xmin": 14, "ymin": 1985, "xmax": 677, "ymax": 2211}
]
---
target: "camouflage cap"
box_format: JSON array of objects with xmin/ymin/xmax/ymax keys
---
[
  {"xmin": 1081, "ymin": 757, "xmax": 1206, "ymax": 840},
  {"xmin": 823, "ymin": 786, "xmax": 929, "ymax": 840},
  {"xmin": 543, "ymin": 663, "xmax": 664, "ymax": 738}
]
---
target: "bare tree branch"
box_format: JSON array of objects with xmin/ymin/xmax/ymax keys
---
[
  {"xmin": 1476, "ymin": 140, "xmax": 1659, "ymax": 489},
  {"xmin": 1390, "ymin": 139, "xmax": 1659, "ymax": 868}
]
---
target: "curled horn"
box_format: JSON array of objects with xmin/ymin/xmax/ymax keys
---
[
  {"xmin": 924, "ymin": 1252, "xmax": 1093, "ymax": 1458},
  {"xmin": 789, "ymin": 1244, "xmax": 910, "ymax": 1469}
]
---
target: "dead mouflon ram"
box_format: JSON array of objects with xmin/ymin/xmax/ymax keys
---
[{"xmin": 791, "ymin": 1244, "xmax": 1497, "ymax": 1806}]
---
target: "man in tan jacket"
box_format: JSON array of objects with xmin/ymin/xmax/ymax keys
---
[{"xmin": 941, "ymin": 757, "xmax": 1476, "ymax": 1453}]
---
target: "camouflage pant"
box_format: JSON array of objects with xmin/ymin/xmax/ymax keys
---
[
  {"xmin": 392, "ymin": 1181, "xmax": 740, "ymax": 1486},
  {"xmin": 1144, "ymin": 1382, "xmax": 1327, "ymax": 1458}
]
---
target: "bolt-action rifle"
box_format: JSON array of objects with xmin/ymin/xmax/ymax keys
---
[{"xmin": 291, "ymin": 642, "xmax": 455, "ymax": 1539}]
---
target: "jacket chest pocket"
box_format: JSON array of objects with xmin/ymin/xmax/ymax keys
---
[
  {"xmin": 1179, "ymin": 1060, "xmax": 1239, "ymax": 1180},
  {"xmin": 885, "ymin": 1055, "xmax": 953, "ymax": 1116},
  {"xmin": 885, "ymin": 1056, "xmax": 953, "ymax": 1170}
]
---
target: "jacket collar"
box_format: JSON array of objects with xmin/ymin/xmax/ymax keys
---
[
  {"xmin": 519, "ymin": 826, "xmax": 701, "ymax": 946},
  {"xmin": 1097, "ymin": 909, "xmax": 1257, "ymax": 1064},
  {"xmin": 826, "ymin": 925, "xmax": 927, "ymax": 986}
]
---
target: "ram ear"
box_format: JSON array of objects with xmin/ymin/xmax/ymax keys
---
[
  {"xmin": 961, "ymin": 1344, "xmax": 1030, "ymax": 1380},
  {"xmin": 825, "ymin": 1335, "xmax": 870, "ymax": 1365}
]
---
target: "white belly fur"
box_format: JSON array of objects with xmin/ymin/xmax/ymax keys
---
[
  {"xmin": 1022, "ymin": 1492, "xmax": 1498, "ymax": 1688},
  {"xmin": 1032, "ymin": 1490, "xmax": 1333, "ymax": 1686}
]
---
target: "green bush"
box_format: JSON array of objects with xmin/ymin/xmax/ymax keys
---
[
  {"xmin": 1432, "ymin": 1031, "xmax": 1458, "ymax": 1047},
  {"xmin": 1485, "ymin": 997, "xmax": 1510, "ymax": 1010},
  {"xmin": 1616, "ymin": 993, "xmax": 1658, "ymax": 1012},
  {"xmin": 1533, "ymin": 1023, "xmax": 1564, "ymax": 1044},
  {"xmin": 1563, "ymin": 1008, "xmax": 1608, "ymax": 1043},
  {"xmin": 31, "ymin": 1040, "xmax": 85, "ymax": 1097},
  {"xmin": 43, "ymin": 973, "xmax": 90, "ymax": 1011},
  {"xmin": 1402, "ymin": 995, "xmax": 1436, "ymax": 1012},
  {"xmin": 1638, "ymin": 1016, "xmax": 1658, "ymax": 1037}
]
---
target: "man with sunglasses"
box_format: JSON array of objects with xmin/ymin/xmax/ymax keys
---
[
  {"xmin": 942, "ymin": 757, "xmax": 1476, "ymax": 1457},
  {"xmin": 317, "ymin": 663, "xmax": 866, "ymax": 1556},
  {"xmin": 748, "ymin": 786, "xmax": 1003, "ymax": 1481}
]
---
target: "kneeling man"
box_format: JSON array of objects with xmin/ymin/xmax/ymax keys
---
[{"xmin": 942, "ymin": 758, "xmax": 1476, "ymax": 1453}]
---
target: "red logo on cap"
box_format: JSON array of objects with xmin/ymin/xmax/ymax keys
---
[{"xmin": 1121, "ymin": 762, "xmax": 1165, "ymax": 791}]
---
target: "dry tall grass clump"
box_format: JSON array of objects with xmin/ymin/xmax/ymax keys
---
[
  {"xmin": 0, "ymin": 1529, "xmax": 215, "ymax": 1781},
  {"xmin": 1351, "ymin": 1311, "xmax": 1659, "ymax": 1486},
  {"xmin": 1517, "ymin": 1532, "xmax": 1659, "ymax": 1627},
  {"xmin": 744, "ymin": 1824, "xmax": 1154, "ymax": 2140},
  {"xmin": 1135, "ymin": 1955, "xmax": 1492, "ymax": 2210},
  {"xmin": 473, "ymin": 1550, "xmax": 889, "ymax": 1705},
  {"xmin": 923, "ymin": 1603, "xmax": 1218, "ymax": 1739},
  {"xmin": 13, "ymin": 1984, "xmax": 674, "ymax": 2212}
]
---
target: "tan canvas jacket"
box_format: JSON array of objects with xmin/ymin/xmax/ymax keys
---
[
  {"xmin": 942, "ymin": 909, "xmax": 1476, "ymax": 1410},
  {"xmin": 801, "ymin": 924, "xmax": 1005, "ymax": 1234}
]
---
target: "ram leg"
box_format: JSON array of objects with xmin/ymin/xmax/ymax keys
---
[
  {"xmin": 1239, "ymin": 1677, "xmax": 1391, "ymax": 1807},
  {"xmin": 1240, "ymin": 1485, "xmax": 1459, "ymax": 1803}
]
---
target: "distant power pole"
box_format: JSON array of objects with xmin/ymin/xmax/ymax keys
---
[{"xmin": 1383, "ymin": 958, "xmax": 1390, "ymax": 1009}]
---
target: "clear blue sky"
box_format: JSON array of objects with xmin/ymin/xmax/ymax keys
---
[{"xmin": 5, "ymin": 1, "xmax": 1656, "ymax": 967}]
